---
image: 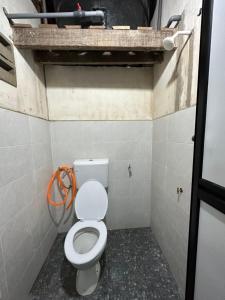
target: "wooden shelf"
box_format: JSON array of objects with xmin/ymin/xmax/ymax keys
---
[{"xmin": 12, "ymin": 26, "xmax": 175, "ymax": 66}]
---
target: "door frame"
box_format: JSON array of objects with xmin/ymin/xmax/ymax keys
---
[{"xmin": 185, "ymin": 0, "xmax": 225, "ymax": 298}]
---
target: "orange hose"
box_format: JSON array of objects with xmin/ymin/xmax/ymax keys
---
[{"xmin": 47, "ymin": 165, "xmax": 77, "ymax": 209}]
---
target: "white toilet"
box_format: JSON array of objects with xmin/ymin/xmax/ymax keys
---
[{"xmin": 64, "ymin": 159, "xmax": 109, "ymax": 296}]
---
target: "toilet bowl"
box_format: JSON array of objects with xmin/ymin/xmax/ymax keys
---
[{"xmin": 64, "ymin": 179, "xmax": 108, "ymax": 296}]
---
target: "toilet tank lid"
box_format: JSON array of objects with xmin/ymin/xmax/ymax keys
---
[
  {"xmin": 74, "ymin": 158, "xmax": 109, "ymax": 166},
  {"xmin": 75, "ymin": 180, "xmax": 108, "ymax": 220}
]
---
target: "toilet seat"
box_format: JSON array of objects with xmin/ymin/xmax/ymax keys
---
[
  {"xmin": 75, "ymin": 180, "xmax": 108, "ymax": 221},
  {"xmin": 64, "ymin": 220, "xmax": 107, "ymax": 267},
  {"xmin": 65, "ymin": 180, "xmax": 108, "ymax": 269}
]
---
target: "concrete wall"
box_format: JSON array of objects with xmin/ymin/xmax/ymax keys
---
[
  {"xmin": 46, "ymin": 66, "xmax": 153, "ymax": 121},
  {"xmin": 151, "ymin": 106, "xmax": 196, "ymax": 297},
  {"xmin": 50, "ymin": 121, "xmax": 152, "ymax": 232},
  {"xmin": 153, "ymin": 0, "xmax": 202, "ymax": 118},
  {"xmin": 0, "ymin": 0, "xmax": 48, "ymax": 119},
  {"xmin": 0, "ymin": 108, "xmax": 57, "ymax": 300}
]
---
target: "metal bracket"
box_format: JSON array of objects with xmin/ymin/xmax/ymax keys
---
[
  {"xmin": 166, "ymin": 15, "xmax": 182, "ymax": 28},
  {"xmin": 3, "ymin": 7, "xmax": 15, "ymax": 25}
]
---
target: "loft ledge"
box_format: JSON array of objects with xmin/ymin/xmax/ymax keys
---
[{"xmin": 12, "ymin": 26, "xmax": 175, "ymax": 51}]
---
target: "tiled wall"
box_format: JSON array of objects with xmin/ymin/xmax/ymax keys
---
[
  {"xmin": 50, "ymin": 121, "xmax": 152, "ymax": 232},
  {"xmin": 151, "ymin": 106, "xmax": 196, "ymax": 298},
  {"xmin": 0, "ymin": 108, "xmax": 57, "ymax": 300}
]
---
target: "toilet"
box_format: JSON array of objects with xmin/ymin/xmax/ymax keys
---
[{"xmin": 64, "ymin": 159, "xmax": 109, "ymax": 296}]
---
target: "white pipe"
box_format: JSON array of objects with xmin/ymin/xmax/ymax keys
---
[
  {"xmin": 4, "ymin": 10, "xmax": 105, "ymax": 20},
  {"xmin": 163, "ymin": 30, "xmax": 192, "ymax": 51}
]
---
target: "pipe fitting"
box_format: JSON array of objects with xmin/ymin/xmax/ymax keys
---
[
  {"xmin": 163, "ymin": 30, "xmax": 192, "ymax": 51},
  {"xmin": 3, "ymin": 7, "xmax": 105, "ymax": 22}
]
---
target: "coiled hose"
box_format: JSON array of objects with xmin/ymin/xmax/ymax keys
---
[{"xmin": 47, "ymin": 165, "xmax": 77, "ymax": 209}]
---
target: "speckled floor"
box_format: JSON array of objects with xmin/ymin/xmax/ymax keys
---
[{"xmin": 31, "ymin": 228, "xmax": 181, "ymax": 300}]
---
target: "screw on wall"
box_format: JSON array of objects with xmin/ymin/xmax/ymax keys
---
[
  {"xmin": 128, "ymin": 164, "xmax": 132, "ymax": 178},
  {"xmin": 197, "ymin": 8, "xmax": 202, "ymax": 16},
  {"xmin": 177, "ymin": 187, "xmax": 184, "ymax": 201}
]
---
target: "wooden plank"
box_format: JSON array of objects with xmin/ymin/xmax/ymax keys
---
[
  {"xmin": 112, "ymin": 26, "xmax": 130, "ymax": 30},
  {"xmin": 138, "ymin": 27, "xmax": 153, "ymax": 31},
  {"xmin": 64, "ymin": 25, "xmax": 82, "ymax": 29},
  {"xmin": 89, "ymin": 25, "xmax": 106, "ymax": 29},
  {"xmin": 34, "ymin": 50, "xmax": 163, "ymax": 65},
  {"xmin": 12, "ymin": 23, "xmax": 32, "ymax": 28},
  {"xmin": 12, "ymin": 28, "xmax": 175, "ymax": 51},
  {"xmin": 39, "ymin": 24, "xmax": 58, "ymax": 29}
]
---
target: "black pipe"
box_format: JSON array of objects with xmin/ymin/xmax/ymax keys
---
[
  {"xmin": 157, "ymin": 0, "xmax": 162, "ymax": 30},
  {"xmin": 166, "ymin": 14, "xmax": 182, "ymax": 28}
]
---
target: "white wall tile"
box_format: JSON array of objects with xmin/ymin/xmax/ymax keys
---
[
  {"xmin": 29, "ymin": 117, "xmax": 51, "ymax": 145},
  {"xmin": 166, "ymin": 142, "xmax": 194, "ymax": 177},
  {"xmin": 151, "ymin": 107, "xmax": 196, "ymax": 297},
  {"xmin": 153, "ymin": 115, "xmax": 169, "ymax": 142},
  {"xmin": 0, "ymin": 145, "xmax": 32, "ymax": 187},
  {"xmin": 0, "ymin": 109, "xmax": 56, "ymax": 300},
  {"xmin": 0, "ymin": 109, "xmax": 30, "ymax": 147},
  {"xmin": 40, "ymin": 224, "xmax": 57, "ymax": 263},
  {"xmin": 0, "ymin": 238, "xmax": 8, "ymax": 300},
  {"xmin": 168, "ymin": 107, "xmax": 196, "ymax": 144},
  {"xmin": 50, "ymin": 121, "xmax": 152, "ymax": 231},
  {"xmin": 31, "ymin": 142, "xmax": 52, "ymax": 170},
  {"xmin": 1, "ymin": 206, "xmax": 34, "ymax": 289},
  {"xmin": 26, "ymin": 200, "xmax": 42, "ymax": 250},
  {"xmin": 33, "ymin": 164, "xmax": 52, "ymax": 193},
  {"xmin": 0, "ymin": 173, "xmax": 34, "ymax": 229},
  {"xmin": 12, "ymin": 250, "xmax": 43, "ymax": 300},
  {"xmin": 152, "ymin": 141, "xmax": 167, "ymax": 165},
  {"xmin": 0, "ymin": 268, "xmax": 8, "ymax": 300}
]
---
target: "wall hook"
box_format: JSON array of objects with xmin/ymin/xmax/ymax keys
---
[{"xmin": 128, "ymin": 164, "xmax": 132, "ymax": 178}]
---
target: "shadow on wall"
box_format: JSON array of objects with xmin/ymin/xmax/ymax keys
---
[
  {"xmin": 46, "ymin": 66, "xmax": 152, "ymax": 90},
  {"xmin": 153, "ymin": 30, "xmax": 195, "ymax": 112},
  {"xmin": 18, "ymin": 49, "xmax": 46, "ymax": 85},
  {"xmin": 47, "ymin": 179, "xmax": 75, "ymax": 229},
  {"xmin": 153, "ymin": 8, "xmax": 201, "ymax": 117},
  {"xmin": 48, "ymin": 202, "xmax": 74, "ymax": 228}
]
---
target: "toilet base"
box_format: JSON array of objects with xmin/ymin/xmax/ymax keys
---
[{"xmin": 76, "ymin": 262, "xmax": 101, "ymax": 296}]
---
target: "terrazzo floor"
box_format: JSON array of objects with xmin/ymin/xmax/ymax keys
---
[{"xmin": 31, "ymin": 228, "xmax": 181, "ymax": 300}]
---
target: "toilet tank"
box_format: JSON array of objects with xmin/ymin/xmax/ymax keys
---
[{"xmin": 73, "ymin": 159, "xmax": 109, "ymax": 189}]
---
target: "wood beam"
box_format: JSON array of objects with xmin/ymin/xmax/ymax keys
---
[
  {"xmin": 34, "ymin": 50, "xmax": 163, "ymax": 66},
  {"xmin": 12, "ymin": 28, "xmax": 175, "ymax": 51}
]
